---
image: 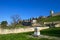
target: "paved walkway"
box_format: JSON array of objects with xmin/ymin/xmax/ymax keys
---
[
  {"xmin": 28, "ymin": 35, "xmax": 60, "ymax": 40},
  {"xmin": 39, "ymin": 35, "xmax": 60, "ymax": 40}
]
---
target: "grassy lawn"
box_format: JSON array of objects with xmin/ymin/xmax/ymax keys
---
[
  {"xmin": 43, "ymin": 15, "xmax": 60, "ymax": 22},
  {"xmin": 1, "ymin": 25, "xmax": 27, "ymax": 29},
  {"xmin": 37, "ymin": 15, "xmax": 60, "ymax": 22},
  {"xmin": 0, "ymin": 27, "xmax": 60, "ymax": 40},
  {"xmin": 0, "ymin": 32, "xmax": 54, "ymax": 40},
  {"xmin": 40, "ymin": 27, "xmax": 60, "ymax": 37}
]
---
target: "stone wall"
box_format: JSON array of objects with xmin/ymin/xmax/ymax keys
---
[
  {"xmin": 0, "ymin": 27, "xmax": 49, "ymax": 34},
  {"xmin": 44, "ymin": 22, "xmax": 60, "ymax": 27},
  {"xmin": 55, "ymin": 24, "xmax": 60, "ymax": 27}
]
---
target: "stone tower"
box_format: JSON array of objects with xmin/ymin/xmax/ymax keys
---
[{"xmin": 50, "ymin": 10, "xmax": 54, "ymax": 16}]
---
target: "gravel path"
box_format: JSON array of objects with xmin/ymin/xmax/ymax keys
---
[
  {"xmin": 28, "ymin": 35, "xmax": 60, "ymax": 40},
  {"xmin": 39, "ymin": 35, "xmax": 60, "ymax": 40}
]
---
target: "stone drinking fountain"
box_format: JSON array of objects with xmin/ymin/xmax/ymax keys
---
[{"xmin": 32, "ymin": 19, "xmax": 40, "ymax": 37}]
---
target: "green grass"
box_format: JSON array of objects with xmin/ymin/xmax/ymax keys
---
[
  {"xmin": 0, "ymin": 32, "xmax": 54, "ymax": 40},
  {"xmin": 1, "ymin": 25, "xmax": 27, "ymax": 29},
  {"xmin": 43, "ymin": 15, "xmax": 60, "ymax": 22},
  {"xmin": 40, "ymin": 27, "xmax": 60, "ymax": 37},
  {"xmin": 0, "ymin": 27, "xmax": 60, "ymax": 40},
  {"xmin": 37, "ymin": 15, "xmax": 60, "ymax": 22}
]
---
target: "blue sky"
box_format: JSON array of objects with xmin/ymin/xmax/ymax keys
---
[{"xmin": 0, "ymin": 0, "xmax": 60, "ymax": 24}]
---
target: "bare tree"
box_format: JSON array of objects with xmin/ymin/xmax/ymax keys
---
[{"xmin": 11, "ymin": 14, "xmax": 21, "ymax": 26}]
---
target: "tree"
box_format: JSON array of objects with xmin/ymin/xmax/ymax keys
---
[
  {"xmin": 1, "ymin": 21, "xmax": 8, "ymax": 28},
  {"xmin": 11, "ymin": 14, "xmax": 21, "ymax": 26}
]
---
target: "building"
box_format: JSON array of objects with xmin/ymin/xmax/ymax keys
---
[{"xmin": 50, "ymin": 10, "xmax": 60, "ymax": 16}]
